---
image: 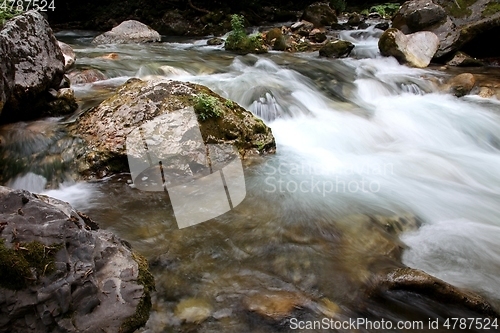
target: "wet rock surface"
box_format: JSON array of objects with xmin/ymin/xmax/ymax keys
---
[
  {"xmin": 70, "ymin": 79, "xmax": 276, "ymax": 179},
  {"xmin": 392, "ymin": 0, "xmax": 500, "ymax": 58},
  {"xmin": 0, "ymin": 11, "xmax": 70, "ymax": 124},
  {"xmin": 92, "ymin": 20, "xmax": 161, "ymax": 45},
  {"xmin": 57, "ymin": 41, "xmax": 76, "ymax": 71},
  {"xmin": 0, "ymin": 186, "xmax": 154, "ymax": 333},
  {"xmin": 378, "ymin": 28, "xmax": 439, "ymax": 68},
  {"xmin": 374, "ymin": 267, "xmax": 500, "ymax": 318}
]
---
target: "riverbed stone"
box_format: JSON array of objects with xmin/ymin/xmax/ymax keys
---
[
  {"xmin": 392, "ymin": 0, "xmax": 500, "ymax": 58},
  {"xmin": 57, "ymin": 41, "xmax": 76, "ymax": 71},
  {"xmin": 70, "ymin": 79, "xmax": 275, "ymax": 179},
  {"xmin": 446, "ymin": 51, "xmax": 485, "ymax": 67},
  {"xmin": 374, "ymin": 267, "xmax": 499, "ymax": 317},
  {"xmin": 0, "ymin": 11, "xmax": 68, "ymax": 123},
  {"xmin": 447, "ymin": 73, "xmax": 476, "ymax": 97},
  {"xmin": 319, "ymin": 40, "xmax": 354, "ymax": 58},
  {"xmin": 301, "ymin": 2, "xmax": 338, "ymax": 28},
  {"xmin": 92, "ymin": 20, "xmax": 161, "ymax": 45},
  {"xmin": 0, "ymin": 186, "xmax": 154, "ymax": 333},
  {"xmin": 67, "ymin": 69, "xmax": 108, "ymax": 85},
  {"xmin": 378, "ymin": 28, "xmax": 439, "ymax": 68}
]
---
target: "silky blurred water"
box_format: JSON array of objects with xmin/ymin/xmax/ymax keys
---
[{"xmin": 2, "ymin": 27, "xmax": 500, "ymax": 332}]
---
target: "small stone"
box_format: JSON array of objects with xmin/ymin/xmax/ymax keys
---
[
  {"xmin": 174, "ymin": 298, "xmax": 212, "ymax": 323},
  {"xmin": 207, "ymin": 37, "xmax": 224, "ymax": 46},
  {"xmin": 244, "ymin": 291, "xmax": 307, "ymax": 320},
  {"xmin": 319, "ymin": 40, "xmax": 354, "ymax": 58},
  {"xmin": 448, "ymin": 73, "xmax": 476, "ymax": 97}
]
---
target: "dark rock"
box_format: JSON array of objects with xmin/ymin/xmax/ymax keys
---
[
  {"xmin": 291, "ymin": 20, "xmax": 315, "ymax": 36},
  {"xmin": 446, "ymin": 51, "xmax": 485, "ymax": 66},
  {"xmin": 358, "ymin": 21, "xmax": 371, "ymax": 29},
  {"xmin": 207, "ymin": 37, "xmax": 224, "ymax": 46},
  {"xmin": 225, "ymin": 33, "xmax": 268, "ymax": 55},
  {"xmin": 319, "ymin": 40, "xmax": 354, "ymax": 58},
  {"xmin": 347, "ymin": 12, "xmax": 363, "ymax": 26},
  {"xmin": 57, "ymin": 41, "xmax": 76, "ymax": 71},
  {"xmin": 392, "ymin": 0, "xmax": 448, "ymax": 33},
  {"xmin": 378, "ymin": 28, "xmax": 439, "ymax": 68},
  {"xmin": 374, "ymin": 267, "xmax": 499, "ymax": 318},
  {"xmin": 92, "ymin": 20, "xmax": 160, "ymax": 45},
  {"xmin": 0, "ymin": 186, "xmax": 154, "ymax": 333},
  {"xmin": 392, "ymin": 0, "xmax": 500, "ymax": 58},
  {"xmin": 0, "ymin": 11, "xmax": 68, "ymax": 124},
  {"xmin": 67, "ymin": 69, "xmax": 108, "ymax": 85},
  {"xmin": 374, "ymin": 22, "xmax": 390, "ymax": 31},
  {"xmin": 69, "ymin": 79, "xmax": 275, "ymax": 179},
  {"xmin": 47, "ymin": 88, "xmax": 78, "ymax": 115},
  {"xmin": 158, "ymin": 10, "xmax": 195, "ymax": 36},
  {"xmin": 302, "ymin": 2, "xmax": 338, "ymax": 28},
  {"xmin": 309, "ymin": 28, "xmax": 327, "ymax": 43},
  {"xmin": 0, "ymin": 34, "xmax": 14, "ymax": 117}
]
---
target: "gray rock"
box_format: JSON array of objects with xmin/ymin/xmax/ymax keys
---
[
  {"xmin": 392, "ymin": 0, "xmax": 500, "ymax": 58},
  {"xmin": 207, "ymin": 37, "xmax": 224, "ymax": 46},
  {"xmin": 92, "ymin": 20, "xmax": 161, "ymax": 45},
  {"xmin": 69, "ymin": 79, "xmax": 276, "ymax": 180},
  {"xmin": 319, "ymin": 40, "xmax": 354, "ymax": 58},
  {"xmin": 0, "ymin": 35, "xmax": 14, "ymax": 116},
  {"xmin": 67, "ymin": 69, "xmax": 108, "ymax": 85},
  {"xmin": 0, "ymin": 186, "xmax": 154, "ymax": 333},
  {"xmin": 302, "ymin": 2, "xmax": 338, "ymax": 28},
  {"xmin": 446, "ymin": 51, "xmax": 485, "ymax": 67},
  {"xmin": 0, "ymin": 11, "xmax": 67, "ymax": 123},
  {"xmin": 378, "ymin": 28, "xmax": 439, "ymax": 68},
  {"xmin": 57, "ymin": 41, "xmax": 76, "ymax": 71},
  {"xmin": 291, "ymin": 20, "xmax": 315, "ymax": 37}
]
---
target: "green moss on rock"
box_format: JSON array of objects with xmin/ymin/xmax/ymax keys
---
[
  {"xmin": 120, "ymin": 252, "xmax": 155, "ymax": 333},
  {"xmin": 483, "ymin": 2, "xmax": 500, "ymax": 17},
  {"xmin": 0, "ymin": 239, "xmax": 63, "ymax": 290},
  {"xmin": 444, "ymin": 0, "xmax": 475, "ymax": 18}
]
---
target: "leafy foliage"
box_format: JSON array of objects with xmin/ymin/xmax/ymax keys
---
[
  {"xmin": 194, "ymin": 93, "xmax": 223, "ymax": 121},
  {"xmin": 368, "ymin": 3, "xmax": 401, "ymax": 18},
  {"xmin": 330, "ymin": 0, "xmax": 346, "ymax": 13},
  {"xmin": 225, "ymin": 14, "xmax": 267, "ymax": 54},
  {"xmin": 0, "ymin": 7, "xmax": 22, "ymax": 27}
]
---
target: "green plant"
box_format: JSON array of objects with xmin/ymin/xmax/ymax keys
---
[
  {"xmin": 194, "ymin": 93, "xmax": 223, "ymax": 121},
  {"xmin": 225, "ymin": 14, "xmax": 267, "ymax": 54},
  {"xmin": 369, "ymin": 3, "xmax": 401, "ymax": 18},
  {"xmin": 330, "ymin": 0, "xmax": 346, "ymax": 13},
  {"xmin": 224, "ymin": 99, "xmax": 234, "ymax": 108},
  {"xmin": 0, "ymin": 7, "xmax": 22, "ymax": 26}
]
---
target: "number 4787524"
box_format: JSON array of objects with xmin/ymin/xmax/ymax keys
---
[{"xmin": 0, "ymin": 0, "xmax": 56, "ymax": 12}]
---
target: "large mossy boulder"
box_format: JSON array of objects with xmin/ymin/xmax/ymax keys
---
[
  {"xmin": 0, "ymin": 186, "xmax": 154, "ymax": 333},
  {"xmin": 70, "ymin": 79, "xmax": 276, "ymax": 179},
  {"xmin": 392, "ymin": 0, "xmax": 500, "ymax": 58},
  {"xmin": 0, "ymin": 11, "xmax": 73, "ymax": 124},
  {"xmin": 378, "ymin": 28, "xmax": 439, "ymax": 68},
  {"xmin": 92, "ymin": 20, "xmax": 161, "ymax": 45},
  {"xmin": 301, "ymin": 2, "xmax": 338, "ymax": 28}
]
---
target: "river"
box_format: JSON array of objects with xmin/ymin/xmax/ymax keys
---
[{"xmin": 3, "ymin": 27, "xmax": 500, "ymax": 332}]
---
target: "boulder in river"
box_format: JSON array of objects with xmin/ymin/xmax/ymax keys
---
[
  {"xmin": 0, "ymin": 34, "xmax": 14, "ymax": 117},
  {"xmin": 67, "ymin": 69, "xmax": 108, "ymax": 85},
  {"xmin": 378, "ymin": 28, "xmax": 439, "ymax": 68},
  {"xmin": 373, "ymin": 267, "xmax": 499, "ymax": 318},
  {"xmin": 0, "ymin": 11, "xmax": 71, "ymax": 124},
  {"xmin": 319, "ymin": 40, "xmax": 354, "ymax": 58},
  {"xmin": 446, "ymin": 51, "xmax": 485, "ymax": 67},
  {"xmin": 301, "ymin": 2, "xmax": 338, "ymax": 28},
  {"xmin": 0, "ymin": 186, "xmax": 155, "ymax": 333},
  {"xmin": 92, "ymin": 20, "xmax": 161, "ymax": 45},
  {"xmin": 446, "ymin": 73, "xmax": 476, "ymax": 97},
  {"xmin": 57, "ymin": 41, "xmax": 76, "ymax": 71},
  {"xmin": 392, "ymin": 0, "xmax": 500, "ymax": 59},
  {"xmin": 70, "ymin": 79, "xmax": 276, "ymax": 179}
]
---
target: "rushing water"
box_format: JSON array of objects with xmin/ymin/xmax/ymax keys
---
[{"xmin": 3, "ymin": 28, "xmax": 500, "ymax": 332}]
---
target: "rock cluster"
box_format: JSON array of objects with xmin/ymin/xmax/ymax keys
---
[{"xmin": 0, "ymin": 186, "xmax": 154, "ymax": 333}]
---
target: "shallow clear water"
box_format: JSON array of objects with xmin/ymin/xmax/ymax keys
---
[{"xmin": 3, "ymin": 28, "xmax": 500, "ymax": 332}]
